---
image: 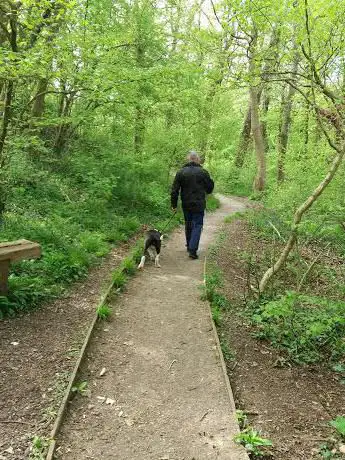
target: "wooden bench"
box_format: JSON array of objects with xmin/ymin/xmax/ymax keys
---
[{"xmin": 0, "ymin": 240, "xmax": 41, "ymax": 296}]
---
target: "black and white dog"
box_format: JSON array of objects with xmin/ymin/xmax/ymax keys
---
[{"xmin": 138, "ymin": 229, "xmax": 163, "ymax": 269}]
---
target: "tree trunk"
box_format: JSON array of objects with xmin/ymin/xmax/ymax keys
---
[
  {"xmin": 277, "ymin": 53, "xmax": 299, "ymax": 182},
  {"xmin": 199, "ymin": 83, "xmax": 217, "ymax": 156},
  {"xmin": 134, "ymin": 36, "xmax": 145, "ymax": 156},
  {"xmin": 31, "ymin": 78, "xmax": 49, "ymax": 119},
  {"xmin": 260, "ymin": 28, "xmax": 280, "ymax": 154},
  {"xmin": 249, "ymin": 28, "xmax": 266, "ymax": 192},
  {"xmin": 234, "ymin": 102, "xmax": 252, "ymax": 168},
  {"xmin": 303, "ymin": 99, "xmax": 310, "ymax": 157},
  {"xmin": 261, "ymin": 90, "xmax": 270, "ymax": 152},
  {"xmin": 0, "ymin": 80, "xmax": 14, "ymax": 164},
  {"xmin": 54, "ymin": 95, "xmax": 73, "ymax": 153},
  {"xmin": 134, "ymin": 102, "xmax": 145, "ymax": 155},
  {"xmin": 259, "ymin": 142, "xmax": 345, "ymax": 293},
  {"xmin": 250, "ymin": 84, "xmax": 266, "ymax": 192}
]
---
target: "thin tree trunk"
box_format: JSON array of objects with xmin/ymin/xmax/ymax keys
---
[
  {"xmin": 199, "ymin": 84, "xmax": 217, "ymax": 155},
  {"xmin": 54, "ymin": 95, "xmax": 73, "ymax": 153},
  {"xmin": 259, "ymin": 142, "xmax": 345, "ymax": 293},
  {"xmin": 234, "ymin": 102, "xmax": 252, "ymax": 168},
  {"xmin": 277, "ymin": 53, "xmax": 299, "ymax": 182},
  {"xmin": 303, "ymin": 99, "xmax": 310, "ymax": 157},
  {"xmin": 250, "ymin": 84, "xmax": 266, "ymax": 191},
  {"xmin": 0, "ymin": 81, "xmax": 14, "ymax": 164},
  {"xmin": 134, "ymin": 102, "xmax": 145, "ymax": 155},
  {"xmin": 261, "ymin": 90, "xmax": 270, "ymax": 152},
  {"xmin": 249, "ymin": 27, "xmax": 266, "ymax": 192},
  {"xmin": 0, "ymin": 4, "xmax": 17, "ymax": 161},
  {"xmin": 134, "ymin": 37, "xmax": 145, "ymax": 156},
  {"xmin": 260, "ymin": 28, "xmax": 280, "ymax": 153}
]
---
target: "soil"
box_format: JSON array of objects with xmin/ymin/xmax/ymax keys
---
[
  {"xmin": 54, "ymin": 196, "xmax": 248, "ymax": 460},
  {"xmin": 215, "ymin": 218, "xmax": 345, "ymax": 460},
  {"xmin": 0, "ymin": 238, "xmax": 136, "ymax": 459}
]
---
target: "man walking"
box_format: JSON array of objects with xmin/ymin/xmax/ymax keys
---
[{"xmin": 171, "ymin": 151, "xmax": 214, "ymax": 259}]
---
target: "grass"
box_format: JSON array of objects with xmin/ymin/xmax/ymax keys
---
[
  {"xmin": 29, "ymin": 435, "xmax": 50, "ymax": 460},
  {"xmin": 71, "ymin": 380, "xmax": 89, "ymax": 395},
  {"xmin": 96, "ymin": 304, "xmax": 112, "ymax": 320}
]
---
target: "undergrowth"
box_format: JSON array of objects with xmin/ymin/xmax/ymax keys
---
[
  {"xmin": 248, "ymin": 291, "xmax": 345, "ymax": 364},
  {"xmin": 0, "ymin": 141, "xmax": 193, "ymax": 317},
  {"xmin": 221, "ymin": 210, "xmax": 345, "ymax": 365},
  {"xmin": 234, "ymin": 411, "xmax": 273, "ymax": 458}
]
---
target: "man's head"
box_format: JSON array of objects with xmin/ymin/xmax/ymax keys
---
[{"xmin": 187, "ymin": 150, "xmax": 201, "ymax": 164}]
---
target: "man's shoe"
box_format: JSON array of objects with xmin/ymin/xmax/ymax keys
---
[{"xmin": 189, "ymin": 252, "xmax": 198, "ymax": 260}]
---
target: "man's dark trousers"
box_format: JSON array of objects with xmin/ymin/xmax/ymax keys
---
[{"xmin": 183, "ymin": 210, "xmax": 204, "ymax": 254}]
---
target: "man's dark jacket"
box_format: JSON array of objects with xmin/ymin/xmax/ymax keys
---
[{"xmin": 171, "ymin": 162, "xmax": 214, "ymax": 212}]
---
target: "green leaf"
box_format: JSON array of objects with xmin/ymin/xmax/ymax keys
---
[{"xmin": 330, "ymin": 417, "xmax": 345, "ymax": 437}]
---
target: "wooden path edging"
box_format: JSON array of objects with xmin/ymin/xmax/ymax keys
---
[
  {"xmin": 203, "ymin": 255, "xmax": 250, "ymax": 460},
  {"xmin": 45, "ymin": 249, "xmax": 140, "ymax": 460}
]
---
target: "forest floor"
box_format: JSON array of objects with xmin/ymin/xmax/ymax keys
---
[
  {"xmin": 215, "ymin": 218, "xmax": 345, "ymax": 460},
  {"xmin": 0, "ymin": 235, "xmax": 138, "ymax": 459},
  {"xmin": 54, "ymin": 195, "xmax": 248, "ymax": 459}
]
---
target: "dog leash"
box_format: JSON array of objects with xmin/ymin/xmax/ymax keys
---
[{"xmin": 158, "ymin": 211, "xmax": 178, "ymax": 234}]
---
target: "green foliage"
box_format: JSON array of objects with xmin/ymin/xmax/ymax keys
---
[
  {"xmin": 203, "ymin": 258, "xmax": 231, "ymax": 329},
  {"xmin": 250, "ymin": 291, "xmax": 345, "ymax": 363},
  {"xmin": 206, "ymin": 194, "xmax": 220, "ymax": 212},
  {"xmin": 71, "ymin": 381, "xmax": 88, "ymax": 396},
  {"xmin": 234, "ymin": 427, "xmax": 273, "ymax": 457},
  {"xmin": 235, "ymin": 411, "xmax": 272, "ymax": 457},
  {"xmin": 220, "ymin": 338, "xmax": 234, "ymax": 362},
  {"xmin": 224, "ymin": 211, "xmax": 246, "ymax": 223},
  {"xmin": 211, "ymin": 304, "xmax": 222, "ymax": 327},
  {"xmin": 96, "ymin": 304, "xmax": 112, "ymax": 320},
  {"xmin": 131, "ymin": 239, "xmax": 145, "ymax": 264},
  {"xmin": 112, "ymin": 270, "xmax": 127, "ymax": 290},
  {"xmin": 330, "ymin": 417, "xmax": 345, "ymax": 438},
  {"xmin": 319, "ymin": 443, "xmax": 341, "ymax": 459},
  {"xmin": 203, "ymin": 268, "xmax": 223, "ymax": 302},
  {"xmin": 0, "ymin": 146, "xmax": 175, "ymax": 316},
  {"xmin": 121, "ymin": 257, "xmax": 136, "ymax": 276},
  {"xmin": 29, "ymin": 436, "xmax": 50, "ymax": 460}
]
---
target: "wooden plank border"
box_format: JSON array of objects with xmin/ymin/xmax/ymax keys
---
[
  {"xmin": 45, "ymin": 247, "xmax": 139, "ymax": 460},
  {"xmin": 203, "ymin": 255, "xmax": 250, "ymax": 459}
]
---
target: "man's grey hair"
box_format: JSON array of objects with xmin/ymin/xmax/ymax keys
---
[{"xmin": 187, "ymin": 150, "xmax": 201, "ymax": 163}]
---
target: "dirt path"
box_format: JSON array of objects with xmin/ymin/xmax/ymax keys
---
[{"xmin": 56, "ymin": 196, "xmax": 248, "ymax": 460}]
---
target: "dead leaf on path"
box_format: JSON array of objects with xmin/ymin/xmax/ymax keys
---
[
  {"xmin": 4, "ymin": 446, "xmax": 14, "ymax": 454},
  {"xmin": 99, "ymin": 367, "xmax": 106, "ymax": 377},
  {"xmin": 96, "ymin": 396, "xmax": 106, "ymax": 403},
  {"xmin": 339, "ymin": 444, "xmax": 345, "ymax": 454},
  {"xmin": 10, "ymin": 342, "xmax": 19, "ymax": 346},
  {"xmin": 105, "ymin": 398, "xmax": 115, "ymax": 406}
]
